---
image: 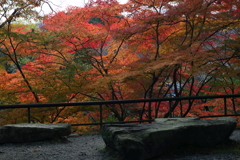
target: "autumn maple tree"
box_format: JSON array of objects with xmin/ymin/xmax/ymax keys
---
[
  {"xmin": 108, "ymin": 0, "xmax": 240, "ymax": 119},
  {"xmin": 0, "ymin": 0, "xmax": 240, "ymax": 128},
  {"xmin": 0, "ymin": 1, "xmax": 91, "ymax": 129},
  {"xmin": 41, "ymin": 0, "xmax": 240, "ymax": 123}
]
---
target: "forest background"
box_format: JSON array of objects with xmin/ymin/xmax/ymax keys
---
[{"xmin": 0, "ymin": 0, "xmax": 239, "ymax": 132}]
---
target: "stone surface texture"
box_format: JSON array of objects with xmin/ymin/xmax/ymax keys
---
[
  {"xmin": 101, "ymin": 117, "xmax": 237, "ymax": 160},
  {"xmin": 0, "ymin": 123, "xmax": 71, "ymax": 143}
]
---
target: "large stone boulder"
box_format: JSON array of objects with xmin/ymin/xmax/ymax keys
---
[
  {"xmin": 0, "ymin": 123, "xmax": 71, "ymax": 143},
  {"xmin": 101, "ymin": 117, "xmax": 237, "ymax": 160}
]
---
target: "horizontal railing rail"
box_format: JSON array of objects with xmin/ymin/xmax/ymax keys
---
[
  {"xmin": 1, "ymin": 94, "xmax": 240, "ymax": 109},
  {"xmin": 0, "ymin": 94, "xmax": 240, "ymax": 127}
]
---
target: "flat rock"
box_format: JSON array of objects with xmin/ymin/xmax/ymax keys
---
[
  {"xmin": 0, "ymin": 123, "xmax": 71, "ymax": 143},
  {"xmin": 101, "ymin": 117, "xmax": 237, "ymax": 160}
]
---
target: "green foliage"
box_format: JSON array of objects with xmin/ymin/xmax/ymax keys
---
[
  {"xmin": 3, "ymin": 56, "xmax": 35, "ymax": 73},
  {"xmin": 103, "ymin": 116, "xmax": 118, "ymax": 123},
  {"xmin": 72, "ymin": 50, "xmax": 93, "ymax": 71},
  {"xmin": 88, "ymin": 17, "xmax": 105, "ymax": 25}
]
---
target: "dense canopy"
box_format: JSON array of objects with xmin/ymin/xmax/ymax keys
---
[{"xmin": 0, "ymin": 0, "xmax": 239, "ymax": 131}]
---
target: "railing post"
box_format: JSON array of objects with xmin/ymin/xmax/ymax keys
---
[
  {"xmin": 169, "ymin": 100, "xmax": 172, "ymax": 118},
  {"xmin": 28, "ymin": 107, "xmax": 31, "ymax": 123},
  {"xmin": 224, "ymin": 97, "xmax": 227, "ymax": 115},
  {"xmin": 148, "ymin": 102, "xmax": 152, "ymax": 123},
  {"xmin": 100, "ymin": 104, "xmax": 103, "ymax": 128}
]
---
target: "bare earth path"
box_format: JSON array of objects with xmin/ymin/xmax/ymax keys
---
[{"xmin": 0, "ymin": 130, "xmax": 240, "ymax": 160}]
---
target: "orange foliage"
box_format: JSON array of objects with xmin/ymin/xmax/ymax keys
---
[{"xmin": 0, "ymin": 0, "xmax": 240, "ymax": 126}]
